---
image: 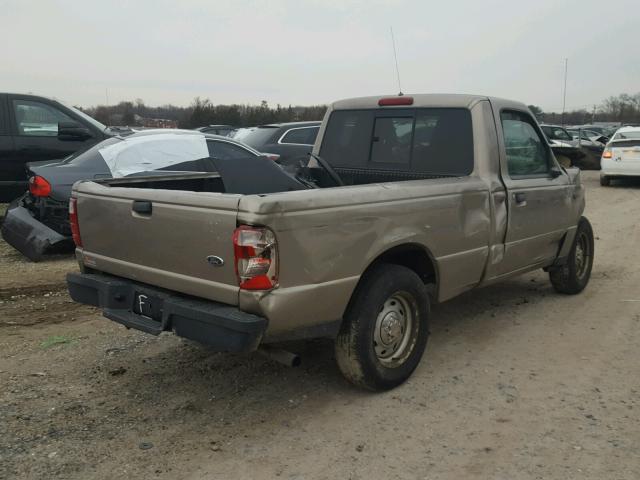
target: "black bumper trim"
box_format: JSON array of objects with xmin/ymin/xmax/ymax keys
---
[
  {"xmin": 0, "ymin": 199, "xmax": 73, "ymax": 261},
  {"xmin": 67, "ymin": 272, "xmax": 267, "ymax": 352}
]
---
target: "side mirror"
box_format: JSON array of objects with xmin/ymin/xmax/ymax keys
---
[
  {"xmin": 58, "ymin": 121, "xmax": 92, "ymax": 141},
  {"xmin": 550, "ymin": 166, "xmax": 564, "ymax": 178}
]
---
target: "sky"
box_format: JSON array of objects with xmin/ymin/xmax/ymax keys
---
[{"xmin": 1, "ymin": 0, "xmax": 638, "ymax": 112}]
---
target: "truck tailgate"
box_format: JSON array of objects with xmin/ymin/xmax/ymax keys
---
[{"xmin": 75, "ymin": 183, "xmax": 242, "ymax": 305}]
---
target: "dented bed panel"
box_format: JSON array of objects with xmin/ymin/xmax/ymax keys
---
[{"xmin": 238, "ymin": 175, "xmax": 492, "ymax": 304}]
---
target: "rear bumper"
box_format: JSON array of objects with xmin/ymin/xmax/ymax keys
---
[
  {"xmin": 0, "ymin": 199, "xmax": 73, "ymax": 261},
  {"xmin": 67, "ymin": 272, "xmax": 267, "ymax": 352},
  {"xmin": 601, "ymin": 159, "xmax": 640, "ymax": 176}
]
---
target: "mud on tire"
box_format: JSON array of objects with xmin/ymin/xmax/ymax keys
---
[
  {"xmin": 549, "ymin": 216, "xmax": 594, "ymax": 294},
  {"xmin": 335, "ymin": 263, "xmax": 431, "ymax": 391}
]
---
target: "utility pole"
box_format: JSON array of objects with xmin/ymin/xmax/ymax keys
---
[
  {"xmin": 561, "ymin": 58, "xmax": 568, "ymax": 126},
  {"xmin": 592, "ymin": 104, "xmax": 596, "ymax": 123}
]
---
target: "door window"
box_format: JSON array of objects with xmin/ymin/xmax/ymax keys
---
[
  {"xmin": 501, "ymin": 111, "xmax": 550, "ymax": 177},
  {"xmin": 208, "ymin": 140, "xmax": 255, "ymax": 159},
  {"xmin": 279, "ymin": 126, "xmax": 319, "ymax": 145},
  {"xmin": 13, "ymin": 100, "xmax": 74, "ymax": 137}
]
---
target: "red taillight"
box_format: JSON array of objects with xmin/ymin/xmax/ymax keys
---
[
  {"xmin": 602, "ymin": 150, "xmax": 612, "ymax": 158},
  {"xmin": 69, "ymin": 197, "xmax": 82, "ymax": 247},
  {"xmin": 232, "ymin": 225, "xmax": 278, "ymax": 290},
  {"xmin": 28, "ymin": 175, "xmax": 51, "ymax": 197},
  {"xmin": 378, "ymin": 96, "xmax": 414, "ymax": 106}
]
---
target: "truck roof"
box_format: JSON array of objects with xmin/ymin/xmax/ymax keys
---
[{"xmin": 330, "ymin": 93, "xmax": 527, "ymax": 111}]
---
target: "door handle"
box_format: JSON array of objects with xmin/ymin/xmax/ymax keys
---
[
  {"xmin": 132, "ymin": 200, "xmax": 152, "ymax": 215},
  {"xmin": 514, "ymin": 192, "xmax": 527, "ymax": 206}
]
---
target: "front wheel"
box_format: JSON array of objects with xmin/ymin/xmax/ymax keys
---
[
  {"xmin": 549, "ymin": 217, "xmax": 594, "ymax": 294},
  {"xmin": 335, "ymin": 264, "xmax": 430, "ymax": 391},
  {"xmin": 600, "ymin": 175, "xmax": 610, "ymax": 186}
]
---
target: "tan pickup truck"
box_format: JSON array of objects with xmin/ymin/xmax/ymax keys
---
[{"xmin": 66, "ymin": 94, "xmax": 594, "ymax": 390}]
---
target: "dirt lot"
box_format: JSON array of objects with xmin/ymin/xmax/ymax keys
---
[{"xmin": 1, "ymin": 172, "xmax": 639, "ymax": 480}]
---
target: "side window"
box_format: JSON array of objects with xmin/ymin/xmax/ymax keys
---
[
  {"xmin": 280, "ymin": 127, "xmax": 318, "ymax": 145},
  {"xmin": 208, "ymin": 140, "xmax": 254, "ymax": 159},
  {"xmin": 501, "ymin": 111, "xmax": 550, "ymax": 177},
  {"xmin": 370, "ymin": 117, "xmax": 413, "ymax": 165},
  {"xmin": 13, "ymin": 100, "xmax": 74, "ymax": 137}
]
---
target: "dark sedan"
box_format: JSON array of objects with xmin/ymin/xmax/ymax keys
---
[
  {"xmin": 1, "ymin": 130, "xmax": 269, "ymax": 261},
  {"xmin": 233, "ymin": 121, "xmax": 321, "ymax": 170}
]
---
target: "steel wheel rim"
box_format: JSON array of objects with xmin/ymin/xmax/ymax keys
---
[
  {"xmin": 373, "ymin": 292, "xmax": 417, "ymax": 367},
  {"xmin": 575, "ymin": 231, "xmax": 590, "ymax": 280}
]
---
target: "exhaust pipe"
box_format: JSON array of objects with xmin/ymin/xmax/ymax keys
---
[{"xmin": 257, "ymin": 345, "xmax": 301, "ymax": 367}]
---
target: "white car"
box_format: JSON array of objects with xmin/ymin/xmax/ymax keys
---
[{"xmin": 600, "ymin": 127, "xmax": 640, "ymax": 186}]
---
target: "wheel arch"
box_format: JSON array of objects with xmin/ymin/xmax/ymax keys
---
[{"xmin": 342, "ymin": 243, "xmax": 439, "ymax": 320}]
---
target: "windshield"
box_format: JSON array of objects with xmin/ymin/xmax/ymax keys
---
[
  {"xmin": 612, "ymin": 130, "xmax": 640, "ymax": 141},
  {"xmin": 232, "ymin": 126, "xmax": 278, "ymax": 148},
  {"xmin": 68, "ymin": 105, "xmax": 108, "ymax": 131},
  {"xmin": 542, "ymin": 126, "xmax": 572, "ymax": 141}
]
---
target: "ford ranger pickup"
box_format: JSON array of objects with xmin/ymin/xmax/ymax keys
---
[{"xmin": 66, "ymin": 94, "xmax": 594, "ymax": 391}]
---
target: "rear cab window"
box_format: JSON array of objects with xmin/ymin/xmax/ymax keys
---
[{"xmin": 319, "ymin": 108, "xmax": 474, "ymax": 177}]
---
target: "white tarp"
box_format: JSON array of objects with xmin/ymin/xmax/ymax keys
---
[{"xmin": 99, "ymin": 133, "xmax": 209, "ymax": 177}]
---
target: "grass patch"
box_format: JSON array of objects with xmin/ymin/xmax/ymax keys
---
[{"xmin": 40, "ymin": 335, "xmax": 73, "ymax": 349}]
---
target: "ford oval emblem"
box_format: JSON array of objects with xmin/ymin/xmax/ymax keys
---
[{"xmin": 207, "ymin": 255, "xmax": 225, "ymax": 267}]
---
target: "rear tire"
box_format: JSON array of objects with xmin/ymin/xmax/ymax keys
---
[
  {"xmin": 600, "ymin": 175, "xmax": 610, "ymax": 186},
  {"xmin": 335, "ymin": 264, "xmax": 430, "ymax": 391},
  {"xmin": 549, "ymin": 217, "xmax": 594, "ymax": 294}
]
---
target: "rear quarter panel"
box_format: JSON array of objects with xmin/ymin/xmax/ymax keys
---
[{"xmin": 238, "ymin": 177, "xmax": 491, "ymax": 335}]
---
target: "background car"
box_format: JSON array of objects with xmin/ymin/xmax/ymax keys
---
[
  {"xmin": 194, "ymin": 124, "xmax": 237, "ymax": 137},
  {"xmin": 0, "ymin": 130, "xmax": 271, "ymax": 260},
  {"xmin": 540, "ymin": 124, "xmax": 578, "ymax": 146},
  {"xmin": 0, "ymin": 92, "xmax": 117, "ymax": 202},
  {"xmin": 600, "ymin": 126, "xmax": 640, "ymax": 186},
  {"xmin": 539, "ymin": 123, "xmax": 586, "ymax": 168},
  {"xmin": 233, "ymin": 121, "xmax": 321, "ymax": 170}
]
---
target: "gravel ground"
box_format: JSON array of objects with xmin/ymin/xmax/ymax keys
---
[{"xmin": 1, "ymin": 171, "xmax": 639, "ymax": 480}]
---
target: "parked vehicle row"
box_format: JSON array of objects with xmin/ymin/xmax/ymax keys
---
[
  {"xmin": 232, "ymin": 121, "xmax": 320, "ymax": 170},
  {"xmin": 65, "ymin": 93, "xmax": 594, "ymax": 391},
  {"xmin": 0, "ymin": 130, "xmax": 282, "ymax": 260}
]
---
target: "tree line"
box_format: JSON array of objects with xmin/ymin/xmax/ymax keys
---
[
  {"xmin": 83, "ymin": 97, "xmax": 327, "ymax": 128},
  {"xmin": 82, "ymin": 92, "xmax": 640, "ymax": 129},
  {"xmin": 529, "ymin": 92, "xmax": 640, "ymax": 125}
]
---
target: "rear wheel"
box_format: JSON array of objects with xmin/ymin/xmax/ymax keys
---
[
  {"xmin": 600, "ymin": 175, "xmax": 610, "ymax": 186},
  {"xmin": 335, "ymin": 264, "xmax": 430, "ymax": 391},
  {"xmin": 549, "ymin": 217, "xmax": 594, "ymax": 294},
  {"xmin": 556, "ymin": 154, "xmax": 572, "ymax": 168}
]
